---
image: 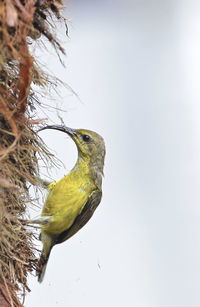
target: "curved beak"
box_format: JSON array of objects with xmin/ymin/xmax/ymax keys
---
[{"xmin": 38, "ymin": 125, "xmax": 77, "ymax": 138}]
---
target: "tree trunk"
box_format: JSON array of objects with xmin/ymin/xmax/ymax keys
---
[{"xmin": 0, "ymin": 1, "xmax": 66, "ymax": 305}]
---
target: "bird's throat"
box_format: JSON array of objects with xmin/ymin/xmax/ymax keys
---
[{"xmin": 72, "ymin": 155, "xmax": 103, "ymax": 190}]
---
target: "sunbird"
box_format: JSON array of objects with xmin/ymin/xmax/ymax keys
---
[{"xmin": 35, "ymin": 125, "xmax": 106, "ymax": 282}]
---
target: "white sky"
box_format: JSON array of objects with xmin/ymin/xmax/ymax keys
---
[{"xmin": 26, "ymin": 1, "xmax": 200, "ymax": 306}]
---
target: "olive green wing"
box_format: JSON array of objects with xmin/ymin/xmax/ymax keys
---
[{"xmin": 55, "ymin": 190, "xmax": 102, "ymax": 244}]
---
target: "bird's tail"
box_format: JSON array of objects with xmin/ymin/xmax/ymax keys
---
[{"xmin": 37, "ymin": 234, "xmax": 53, "ymax": 283}]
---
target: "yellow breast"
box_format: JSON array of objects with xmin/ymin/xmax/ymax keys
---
[{"xmin": 41, "ymin": 162, "xmax": 96, "ymax": 235}]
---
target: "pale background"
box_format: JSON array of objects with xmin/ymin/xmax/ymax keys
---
[{"xmin": 26, "ymin": 1, "xmax": 200, "ymax": 306}]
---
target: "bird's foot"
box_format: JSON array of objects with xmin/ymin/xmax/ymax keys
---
[{"xmin": 23, "ymin": 216, "xmax": 52, "ymax": 225}]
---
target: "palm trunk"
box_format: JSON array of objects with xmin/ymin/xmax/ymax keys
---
[{"xmin": 0, "ymin": 1, "xmax": 66, "ymax": 305}]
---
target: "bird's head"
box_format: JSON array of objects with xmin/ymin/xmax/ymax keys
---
[{"xmin": 39, "ymin": 125, "xmax": 106, "ymax": 173}]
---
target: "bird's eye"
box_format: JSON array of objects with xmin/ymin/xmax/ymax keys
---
[{"xmin": 82, "ymin": 134, "xmax": 90, "ymax": 142}]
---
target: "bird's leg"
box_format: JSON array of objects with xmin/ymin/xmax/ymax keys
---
[
  {"xmin": 33, "ymin": 177, "xmax": 52, "ymax": 189},
  {"xmin": 24, "ymin": 216, "xmax": 52, "ymax": 225}
]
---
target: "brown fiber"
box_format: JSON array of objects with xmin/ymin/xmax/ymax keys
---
[{"xmin": 0, "ymin": 1, "xmax": 65, "ymax": 306}]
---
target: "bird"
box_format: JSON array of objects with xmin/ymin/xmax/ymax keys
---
[{"xmin": 35, "ymin": 125, "xmax": 106, "ymax": 282}]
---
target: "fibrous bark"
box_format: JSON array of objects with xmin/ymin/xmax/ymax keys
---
[{"xmin": 0, "ymin": 1, "xmax": 66, "ymax": 306}]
